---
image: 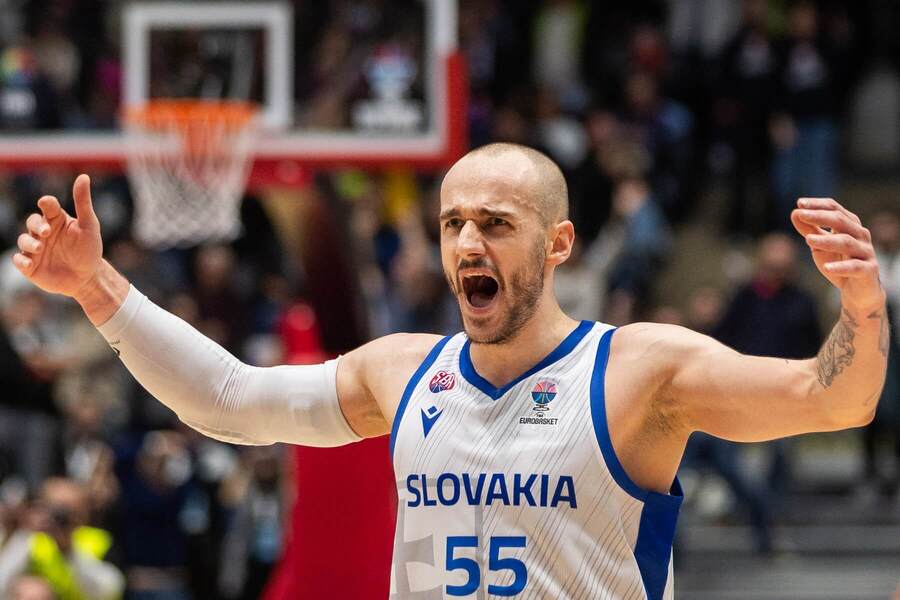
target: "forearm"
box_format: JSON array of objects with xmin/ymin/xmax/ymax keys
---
[
  {"xmin": 95, "ymin": 285, "xmax": 362, "ymax": 446},
  {"xmin": 809, "ymin": 297, "xmax": 890, "ymax": 424}
]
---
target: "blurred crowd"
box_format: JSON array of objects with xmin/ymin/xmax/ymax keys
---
[{"xmin": 0, "ymin": 0, "xmax": 899, "ymax": 598}]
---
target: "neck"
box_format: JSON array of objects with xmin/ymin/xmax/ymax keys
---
[{"xmin": 468, "ymin": 297, "xmax": 579, "ymax": 388}]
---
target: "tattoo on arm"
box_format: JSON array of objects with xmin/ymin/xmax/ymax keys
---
[
  {"xmin": 816, "ymin": 309, "xmax": 858, "ymax": 388},
  {"xmin": 868, "ymin": 309, "xmax": 890, "ymax": 358}
]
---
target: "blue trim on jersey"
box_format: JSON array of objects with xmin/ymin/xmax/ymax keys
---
[
  {"xmin": 634, "ymin": 479, "xmax": 683, "ymax": 600},
  {"xmin": 589, "ymin": 327, "xmax": 684, "ymax": 599},
  {"xmin": 589, "ymin": 327, "xmax": 648, "ymax": 501},
  {"xmin": 390, "ymin": 335, "xmax": 453, "ymax": 459},
  {"xmin": 459, "ymin": 320, "xmax": 594, "ymax": 400}
]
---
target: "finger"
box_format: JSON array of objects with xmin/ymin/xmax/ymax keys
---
[
  {"xmin": 17, "ymin": 233, "xmax": 43, "ymax": 254},
  {"xmin": 36, "ymin": 195, "xmax": 63, "ymax": 222},
  {"xmin": 791, "ymin": 209, "xmax": 820, "ymax": 237},
  {"xmin": 11, "ymin": 252, "xmax": 33, "ymax": 274},
  {"xmin": 797, "ymin": 197, "xmax": 862, "ymax": 225},
  {"xmin": 806, "ymin": 233, "xmax": 872, "ymax": 258},
  {"xmin": 72, "ymin": 174, "xmax": 98, "ymax": 226},
  {"xmin": 795, "ymin": 209, "xmax": 866, "ymax": 237},
  {"xmin": 25, "ymin": 213, "xmax": 51, "ymax": 238},
  {"xmin": 823, "ymin": 259, "xmax": 878, "ymax": 278}
]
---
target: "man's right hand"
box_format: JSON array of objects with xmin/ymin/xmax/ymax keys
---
[{"xmin": 13, "ymin": 174, "xmax": 103, "ymax": 298}]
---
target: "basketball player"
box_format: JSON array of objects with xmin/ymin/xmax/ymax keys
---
[{"xmin": 13, "ymin": 144, "xmax": 889, "ymax": 599}]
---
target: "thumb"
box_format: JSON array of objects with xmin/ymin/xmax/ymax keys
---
[{"xmin": 72, "ymin": 174, "xmax": 99, "ymax": 227}]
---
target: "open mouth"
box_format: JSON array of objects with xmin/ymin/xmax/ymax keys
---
[{"xmin": 461, "ymin": 273, "xmax": 500, "ymax": 309}]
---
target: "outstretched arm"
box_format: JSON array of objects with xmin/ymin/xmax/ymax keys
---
[
  {"xmin": 12, "ymin": 175, "xmax": 436, "ymax": 445},
  {"xmin": 645, "ymin": 198, "xmax": 888, "ymax": 442}
]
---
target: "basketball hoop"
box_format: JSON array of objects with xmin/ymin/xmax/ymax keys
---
[{"xmin": 123, "ymin": 99, "xmax": 258, "ymax": 249}]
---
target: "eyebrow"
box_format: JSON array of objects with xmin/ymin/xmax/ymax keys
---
[{"xmin": 439, "ymin": 207, "xmax": 516, "ymax": 221}]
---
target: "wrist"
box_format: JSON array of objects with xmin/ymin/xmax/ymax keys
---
[
  {"xmin": 841, "ymin": 291, "xmax": 887, "ymax": 319},
  {"xmin": 74, "ymin": 260, "xmax": 131, "ymax": 326}
]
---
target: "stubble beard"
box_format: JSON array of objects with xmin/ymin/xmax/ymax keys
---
[{"xmin": 447, "ymin": 243, "xmax": 546, "ymax": 345}]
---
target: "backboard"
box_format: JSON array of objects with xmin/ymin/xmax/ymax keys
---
[{"xmin": 0, "ymin": 1, "xmax": 465, "ymax": 187}]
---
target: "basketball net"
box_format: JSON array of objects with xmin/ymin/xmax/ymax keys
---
[{"xmin": 123, "ymin": 99, "xmax": 258, "ymax": 249}]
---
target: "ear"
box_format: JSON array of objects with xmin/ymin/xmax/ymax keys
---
[{"xmin": 546, "ymin": 220, "xmax": 575, "ymax": 266}]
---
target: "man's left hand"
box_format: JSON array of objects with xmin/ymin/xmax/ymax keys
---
[{"xmin": 791, "ymin": 197, "xmax": 885, "ymax": 314}]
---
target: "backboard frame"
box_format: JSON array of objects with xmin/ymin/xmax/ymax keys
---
[{"xmin": 0, "ymin": 0, "xmax": 466, "ymax": 185}]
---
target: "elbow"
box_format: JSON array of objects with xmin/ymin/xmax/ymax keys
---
[
  {"xmin": 844, "ymin": 407, "xmax": 877, "ymax": 430},
  {"xmin": 856, "ymin": 407, "xmax": 877, "ymax": 427},
  {"xmin": 845, "ymin": 387, "xmax": 883, "ymax": 429},
  {"xmin": 850, "ymin": 395, "xmax": 879, "ymax": 428},
  {"xmin": 823, "ymin": 397, "xmax": 879, "ymax": 431},
  {"xmin": 801, "ymin": 367, "xmax": 881, "ymax": 430}
]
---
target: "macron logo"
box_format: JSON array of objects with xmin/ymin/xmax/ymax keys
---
[{"xmin": 421, "ymin": 405, "xmax": 443, "ymax": 439}]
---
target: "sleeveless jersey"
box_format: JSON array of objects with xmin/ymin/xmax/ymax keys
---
[{"xmin": 389, "ymin": 321, "xmax": 683, "ymax": 600}]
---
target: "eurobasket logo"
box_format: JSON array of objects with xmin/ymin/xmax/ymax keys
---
[
  {"xmin": 429, "ymin": 370, "xmax": 456, "ymax": 393},
  {"xmin": 531, "ymin": 380, "xmax": 557, "ymax": 407},
  {"xmin": 520, "ymin": 379, "xmax": 559, "ymax": 426}
]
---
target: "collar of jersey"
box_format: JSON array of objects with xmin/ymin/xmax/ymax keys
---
[{"xmin": 459, "ymin": 320, "xmax": 595, "ymax": 400}]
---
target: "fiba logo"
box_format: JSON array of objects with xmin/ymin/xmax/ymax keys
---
[{"xmin": 429, "ymin": 370, "xmax": 456, "ymax": 393}]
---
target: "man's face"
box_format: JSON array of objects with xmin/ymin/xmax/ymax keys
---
[
  {"xmin": 32, "ymin": 479, "xmax": 88, "ymax": 552},
  {"xmin": 439, "ymin": 154, "xmax": 549, "ymax": 344},
  {"xmin": 757, "ymin": 234, "xmax": 796, "ymax": 284}
]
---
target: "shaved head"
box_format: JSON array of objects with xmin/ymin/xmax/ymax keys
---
[
  {"xmin": 439, "ymin": 143, "xmax": 576, "ymax": 344},
  {"xmin": 450, "ymin": 143, "xmax": 569, "ymax": 226}
]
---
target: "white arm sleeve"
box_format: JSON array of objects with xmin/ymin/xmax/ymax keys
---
[{"xmin": 97, "ymin": 286, "xmax": 362, "ymax": 447}]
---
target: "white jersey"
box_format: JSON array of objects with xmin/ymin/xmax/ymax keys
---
[{"xmin": 389, "ymin": 321, "xmax": 683, "ymax": 600}]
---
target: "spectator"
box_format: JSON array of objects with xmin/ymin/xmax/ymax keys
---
[
  {"xmin": 857, "ymin": 210, "xmax": 900, "ymax": 500},
  {"xmin": 872, "ymin": 210, "xmax": 900, "ymax": 335},
  {"xmin": 218, "ymin": 446, "xmax": 284, "ymax": 600},
  {"xmin": 181, "ymin": 433, "xmax": 235, "ymax": 600},
  {"xmin": 619, "ymin": 68, "xmax": 694, "ymax": 220},
  {"xmin": 386, "ymin": 197, "xmax": 459, "ymax": 335},
  {"xmin": 0, "ymin": 46, "xmax": 61, "ymax": 130},
  {"xmin": 681, "ymin": 286, "xmax": 774, "ymax": 554},
  {"xmin": 713, "ymin": 0, "xmax": 778, "ymax": 237},
  {"xmin": 57, "ymin": 392, "xmax": 119, "ymax": 520},
  {"xmin": 553, "ymin": 234, "xmax": 610, "ymax": 323},
  {"xmin": 114, "ymin": 431, "xmax": 196, "ymax": 600},
  {"xmin": 30, "ymin": 15, "xmax": 81, "ymax": 124},
  {"xmin": 0, "ymin": 483, "xmax": 29, "ymax": 551},
  {"xmin": 0, "ymin": 287, "xmax": 65, "ymax": 492},
  {"xmin": 534, "ymin": 87, "xmax": 589, "ymax": 173},
  {"xmin": 569, "ymin": 108, "xmax": 618, "ymax": 243},
  {"xmin": 715, "ymin": 233, "xmax": 823, "ymax": 505},
  {"xmin": 770, "ymin": 1, "xmax": 855, "ymax": 231},
  {"xmin": 532, "ymin": 0, "xmax": 587, "ymax": 108},
  {"xmin": 716, "ymin": 233, "xmax": 822, "ymax": 358},
  {"xmin": 0, "ymin": 478, "xmax": 123, "ymax": 600},
  {"xmin": 600, "ymin": 137, "xmax": 672, "ymax": 325},
  {"xmin": 459, "ymin": 0, "xmax": 521, "ymax": 105},
  {"xmin": 191, "ymin": 245, "xmax": 250, "ymax": 355}
]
